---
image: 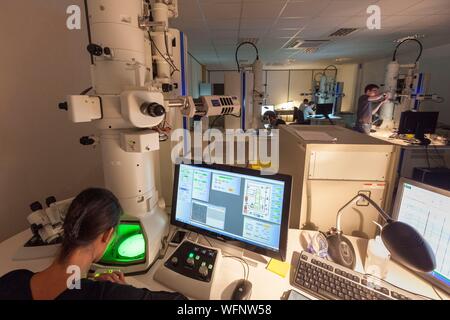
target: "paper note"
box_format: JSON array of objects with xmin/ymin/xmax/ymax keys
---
[{"xmin": 266, "ymin": 258, "xmax": 290, "ymax": 278}]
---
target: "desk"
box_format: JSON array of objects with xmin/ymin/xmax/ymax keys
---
[
  {"xmin": 0, "ymin": 228, "xmax": 447, "ymax": 300},
  {"xmin": 371, "ymin": 128, "xmax": 448, "ymax": 147},
  {"xmin": 371, "ymin": 128, "xmax": 450, "ymax": 211},
  {"xmin": 306, "ymin": 115, "xmax": 346, "ymax": 127}
]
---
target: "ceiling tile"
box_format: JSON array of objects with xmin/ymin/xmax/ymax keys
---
[
  {"xmin": 319, "ymin": 0, "xmax": 374, "ymax": 17},
  {"xmin": 281, "ymin": 0, "xmax": 331, "ymax": 18},
  {"xmin": 275, "ymin": 17, "xmax": 310, "ymax": 29},
  {"xmin": 200, "ymin": 2, "xmax": 242, "ymax": 19},
  {"xmin": 242, "ymin": 0, "xmax": 286, "ymax": 19},
  {"xmin": 399, "ymin": 0, "xmax": 450, "ymax": 16},
  {"xmin": 371, "ymin": 0, "xmax": 423, "ymax": 16}
]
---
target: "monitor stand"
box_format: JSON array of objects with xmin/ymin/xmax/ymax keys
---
[{"xmin": 415, "ymin": 123, "xmax": 431, "ymax": 146}]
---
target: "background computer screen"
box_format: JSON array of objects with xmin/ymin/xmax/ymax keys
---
[
  {"xmin": 173, "ymin": 164, "xmax": 286, "ymax": 253},
  {"xmin": 395, "ymin": 180, "xmax": 450, "ymax": 289}
]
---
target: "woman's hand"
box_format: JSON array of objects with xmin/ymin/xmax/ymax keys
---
[{"xmin": 95, "ymin": 272, "xmax": 127, "ymax": 285}]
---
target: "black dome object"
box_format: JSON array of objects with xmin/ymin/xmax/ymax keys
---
[
  {"xmin": 327, "ymin": 233, "xmax": 356, "ymax": 270},
  {"xmin": 381, "ymin": 221, "xmax": 436, "ymax": 273}
]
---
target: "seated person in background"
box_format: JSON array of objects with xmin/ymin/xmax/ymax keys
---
[
  {"xmin": 354, "ymin": 84, "xmax": 390, "ymax": 135},
  {"xmin": 263, "ymin": 110, "xmax": 286, "ymax": 128},
  {"xmin": 303, "ymin": 101, "xmax": 316, "ymax": 119},
  {"xmin": 299, "ymin": 98, "xmax": 309, "ymax": 112},
  {"xmin": 0, "ymin": 188, "xmax": 187, "ymax": 300},
  {"xmin": 293, "ymin": 106, "xmax": 299, "ymax": 122}
]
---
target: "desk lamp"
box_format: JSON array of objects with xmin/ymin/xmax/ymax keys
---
[{"xmin": 327, "ymin": 193, "xmax": 436, "ymax": 273}]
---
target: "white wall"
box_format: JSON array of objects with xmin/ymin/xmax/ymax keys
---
[
  {"xmin": 209, "ymin": 63, "xmax": 359, "ymax": 112},
  {"xmin": 360, "ymin": 43, "xmax": 450, "ymax": 126},
  {"xmin": 188, "ymin": 55, "xmax": 203, "ymax": 98},
  {"xmin": 0, "ymin": 0, "xmax": 104, "ymax": 242}
]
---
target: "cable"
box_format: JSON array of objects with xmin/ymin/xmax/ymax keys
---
[
  {"xmin": 83, "ymin": 0, "xmax": 94, "ymax": 65},
  {"xmin": 323, "ymin": 65, "xmax": 338, "ymax": 79},
  {"xmin": 392, "ymin": 38, "xmax": 423, "ymax": 63},
  {"xmin": 432, "ymin": 145, "xmax": 448, "ymax": 168},
  {"xmin": 163, "ymin": 30, "xmax": 180, "ymax": 75},
  {"xmin": 235, "ymin": 41, "xmax": 259, "ymax": 72},
  {"xmin": 432, "ymin": 286, "xmax": 445, "ymax": 300},
  {"xmin": 223, "ymin": 255, "xmax": 250, "ymax": 281},
  {"xmin": 201, "ymin": 235, "xmax": 250, "ymax": 281},
  {"xmin": 425, "ymin": 145, "xmax": 431, "ymax": 169},
  {"xmin": 80, "ymin": 87, "xmax": 93, "ymax": 95},
  {"xmin": 148, "ymin": 31, "xmax": 179, "ymax": 74},
  {"xmin": 201, "ymin": 234, "xmax": 213, "ymax": 247}
]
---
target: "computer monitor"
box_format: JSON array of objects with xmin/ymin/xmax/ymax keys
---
[
  {"xmin": 398, "ymin": 111, "xmax": 439, "ymax": 144},
  {"xmin": 315, "ymin": 103, "xmax": 334, "ymax": 117},
  {"xmin": 261, "ymin": 105, "xmax": 275, "ymax": 116},
  {"xmin": 171, "ymin": 163, "xmax": 292, "ymax": 261},
  {"xmin": 393, "ymin": 178, "xmax": 450, "ymax": 294}
]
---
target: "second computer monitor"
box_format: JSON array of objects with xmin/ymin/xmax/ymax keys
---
[
  {"xmin": 398, "ymin": 111, "xmax": 439, "ymax": 136},
  {"xmin": 315, "ymin": 103, "xmax": 334, "ymax": 117},
  {"xmin": 171, "ymin": 163, "xmax": 292, "ymax": 261},
  {"xmin": 393, "ymin": 178, "xmax": 450, "ymax": 294}
]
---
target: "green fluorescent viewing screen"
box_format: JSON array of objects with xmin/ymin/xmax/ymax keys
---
[{"xmin": 100, "ymin": 222, "xmax": 146, "ymax": 265}]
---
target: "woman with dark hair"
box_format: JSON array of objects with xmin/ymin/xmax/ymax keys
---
[{"xmin": 0, "ymin": 188, "xmax": 186, "ymax": 300}]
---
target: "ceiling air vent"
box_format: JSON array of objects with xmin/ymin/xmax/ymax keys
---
[
  {"xmin": 329, "ymin": 28, "xmax": 358, "ymax": 37},
  {"xmin": 284, "ymin": 39, "xmax": 329, "ymax": 50}
]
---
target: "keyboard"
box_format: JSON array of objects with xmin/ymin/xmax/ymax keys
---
[{"xmin": 292, "ymin": 251, "xmax": 426, "ymax": 300}]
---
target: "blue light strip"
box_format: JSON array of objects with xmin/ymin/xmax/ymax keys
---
[
  {"xmin": 241, "ymin": 71, "xmax": 246, "ymax": 130},
  {"xmin": 414, "ymin": 73, "xmax": 424, "ymax": 110},
  {"xmin": 180, "ymin": 32, "xmax": 188, "ymax": 157}
]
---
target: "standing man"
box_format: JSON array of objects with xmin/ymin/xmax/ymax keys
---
[{"xmin": 354, "ymin": 84, "xmax": 390, "ymax": 134}]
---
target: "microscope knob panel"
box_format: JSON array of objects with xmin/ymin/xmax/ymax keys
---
[
  {"xmin": 164, "ymin": 240, "xmax": 218, "ymax": 283},
  {"xmin": 198, "ymin": 265, "xmax": 209, "ymax": 277}
]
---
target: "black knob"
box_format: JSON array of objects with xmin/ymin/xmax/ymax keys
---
[
  {"xmin": 30, "ymin": 224, "xmax": 40, "ymax": 236},
  {"xmin": 80, "ymin": 136, "xmax": 95, "ymax": 146},
  {"xmin": 58, "ymin": 102, "xmax": 68, "ymax": 111},
  {"xmin": 30, "ymin": 201, "xmax": 43, "ymax": 212},
  {"xmin": 46, "ymin": 196, "xmax": 56, "ymax": 207},
  {"xmin": 103, "ymin": 47, "xmax": 112, "ymax": 55},
  {"xmin": 186, "ymin": 257, "xmax": 195, "ymax": 267},
  {"xmin": 87, "ymin": 43, "xmax": 103, "ymax": 56},
  {"xmin": 199, "ymin": 265, "xmax": 209, "ymax": 277},
  {"xmin": 140, "ymin": 102, "xmax": 166, "ymax": 117},
  {"xmin": 171, "ymin": 257, "xmax": 178, "ymax": 266}
]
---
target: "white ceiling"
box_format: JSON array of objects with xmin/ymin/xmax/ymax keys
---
[{"xmin": 170, "ymin": 0, "xmax": 450, "ymax": 69}]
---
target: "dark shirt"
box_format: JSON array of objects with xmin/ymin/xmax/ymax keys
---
[
  {"xmin": 0, "ymin": 269, "xmax": 187, "ymax": 300},
  {"xmin": 356, "ymin": 95, "xmax": 372, "ymax": 124},
  {"xmin": 274, "ymin": 119, "xmax": 286, "ymax": 126}
]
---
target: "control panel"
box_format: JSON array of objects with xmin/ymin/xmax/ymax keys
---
[
  {"xmin": 153, "ymin": 239, "xmax": 222, "ymax": 299},
  {"xmin": 164, "ymin": 240, "xmax": 218, "ymax": 282}
]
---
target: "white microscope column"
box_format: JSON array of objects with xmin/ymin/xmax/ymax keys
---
[
  {"xmin": 380, "ymin": 61, "xmax": 399, "ymax": 129},
  {"xmin": 252, "ymin": 59, "xmax": 264, "ymax": 129},
  {"xmin": 87, "ymin": 0, "xmax": 169, "ymax": 271}
]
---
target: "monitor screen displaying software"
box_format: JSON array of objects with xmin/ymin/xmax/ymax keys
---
[
  {"xmin": 173, "ymin": 164, "xmax": 285, "ymax": 251},
  {"xmin": 395, "ymin": 179, "xmax": 450, "ymax": 289}
]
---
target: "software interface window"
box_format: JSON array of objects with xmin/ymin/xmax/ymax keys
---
[
  {"xmin": 175, "ymin": 164, "xmax": 285, "ymax": 250},
  {"xmin": 397, "ymin": 183, "xmax": 450, "ymax": 285}
]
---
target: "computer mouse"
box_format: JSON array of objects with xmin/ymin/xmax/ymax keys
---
[{"xmin": 231, "ymin": 279, "xmax": 252, "ymax": 300}]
